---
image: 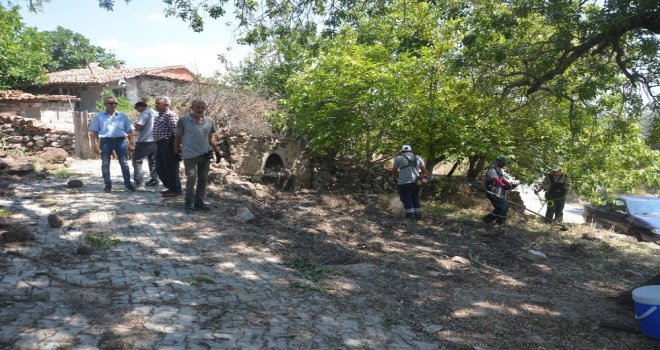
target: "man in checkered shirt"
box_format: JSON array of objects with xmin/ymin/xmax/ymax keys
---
[{"xmin": 153, "ymin": 96, "xmax": 182, "ymax": 197}]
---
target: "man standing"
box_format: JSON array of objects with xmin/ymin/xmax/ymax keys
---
[
  {"xmin": 88, "ymin": 96, "xmax": 136, "ymax": 193},
  {"xmin": 174, "ymin": 99, "xmax": 220, "ymax": 210},
  {"xmin": 132, "ymin": 101, "xmax": 159, "ymax": 188},
  {"xmin": 482, "ymin": 156, "xmax": 517, "ymax": 225},
  {"xmin": 535, "ymin": 165, "xmax": 571, "ymax": 222},
  {"xmin": 153, "ymin": 96, "xmax": 182, "ymax": 197},
  {"xmin": 391, "ymin": 145, "xmax": 430, "ymax": 219}
]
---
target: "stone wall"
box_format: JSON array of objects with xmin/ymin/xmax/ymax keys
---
[
  {"xmin": 0, "ymin": 114, "xmax": 75, "ymax": 155},
  {"xmin": 0, "ymin": 100, "xmax": 75, "ymax": 124},
  {"xmin": 221, "ymin": 133, "xmax": 312, "ymax": 189},
  {"xmin": 311, "ymin": 158, "xmax": 394, "ymax": 193}
]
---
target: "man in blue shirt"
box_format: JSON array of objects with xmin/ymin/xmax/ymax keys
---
[{"xmin": 88, "ymin": 96, "xmax": 136, "ymax": 193}]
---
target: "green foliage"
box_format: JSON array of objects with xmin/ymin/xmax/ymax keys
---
[
  {"xmin": 83, "ymin": 233, "xmax": 121, "ymax": 249},
  {"xmin": 0, "ymin": 5, "xmax": 49, "ymax": 88},
  {"xmin": 285, "ymin": 257, "xmax": 341, "ymax": 282},
  {"xmin": 42, "ymin": 26, "xmax": 124, "ymax": 72},
  {"xmin": 95, "ymin": 89, "xmax": 133, "ymax": 115}
]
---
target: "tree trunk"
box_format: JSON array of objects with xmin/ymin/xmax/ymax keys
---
[{"xmin": 446, "ymin": 160, "xmax": 461, "ymax": 178}]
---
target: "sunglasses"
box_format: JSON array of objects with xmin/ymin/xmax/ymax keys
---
[{"xmin": 106, "ymin": 102, "xmax": 118, "ymax": 105}]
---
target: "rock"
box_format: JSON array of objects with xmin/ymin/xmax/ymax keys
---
[
  {"xmin": 524, "ymin": 249, "xmax": 547, "ymax": 261},
  {"xmin": 237, "ymin": 206, "xmax": 255, "ymax": 222},
  {"xmin": 38, "ymin": 148, "xmax": 68, "ymax": 164},
  {"xmin": 76, "ymin": 244, "xmax": 93, "ymax": 255},
  {"xmin": 623, "ymin": 269, "xmax": 644, "ymax": 280},
  {"xmin": 207, "ymin": 172, "xmax": 223, "ymax": 184},
  {"xmin": 48, "ymin": 213, "xmax": 64, "ymax": 228},
  {"xmin": 422, "ymin": 324, "xmax": 444, "ymax": 334},
  {"xmin": 451, "ymin": 256, "xmax": 471, "ymax": 266},
  {"xmin": 2, "ymin": 226, "xmax": 35, "ymax": 242},
  {"xmin": 0, "ymin": 150, "xmax": 6, "ymax": 158},
  {"xmin": 231, "ymin": 181, "xmax": 257, "ymax": 197},
  {"xmin": 7, "ymin": 163, "xmax": 35, "ymax": 175},
  {"xmin": 67, "ymin": 179, "xmax": 83, "ymax": 188}
]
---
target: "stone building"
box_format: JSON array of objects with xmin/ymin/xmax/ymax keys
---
[
  {"xmin": 28, "ymin": 64, "xmax": 196, "ymax": 112},
  {"xmin": 0, "ymin": 90, "xmax": 79, "ymax": 126}
]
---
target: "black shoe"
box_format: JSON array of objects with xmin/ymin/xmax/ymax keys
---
[
  {"xmin": 145, "ymin": 179, "xmax": 159, "ymax": 187},
  {"xmin": 104, "ymin": 186, "xmax": 112, "ymax": 193},
  {"xmin": 162, "ymin": 190, "xmax": 182, "ymax": 197},
  {"xmin": 125, "ymin": 184, "xmax": 136, "ymax": 192},
  {"xmin": 194, "ymin": 203, "xmax": 211, "ymax": 211},
  {"xmin": 184, "ymin": 202, "xmax": 194, "ymax": 211}
]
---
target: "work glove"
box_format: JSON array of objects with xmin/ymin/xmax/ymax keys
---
[{"xmin": 214, "ymin": 150, "xmax": 222, "ymax": 163}]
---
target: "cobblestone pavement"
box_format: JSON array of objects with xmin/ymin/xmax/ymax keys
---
[{"xmin": 1, "ymin": 159, "xmax": 441, "ymax": 349}]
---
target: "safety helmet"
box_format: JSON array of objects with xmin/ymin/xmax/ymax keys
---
[
  {"xmin": 496, "ymin": 156, "xmax": 508, "ymax": 163},
  {"xmin": 401, "ymin": 145, "xmax": 412, "ymax": 152}
]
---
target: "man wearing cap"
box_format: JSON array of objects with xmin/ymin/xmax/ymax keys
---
[
  {"xmin": 132, "ymin": 101, "xmax": 159, "ymax": 188},
  {"xmin": 483, "ymin": 156, "xmax": 517, "ymax": 225},
  {"xmin": 391, "ymin": 145, "xmax": 430, "ymax": 219},
  {"xmin": 535, "ymin": 165, "xmax": 571, "ymax": 222}
]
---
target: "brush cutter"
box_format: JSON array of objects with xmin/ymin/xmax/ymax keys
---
[{"xmin": 469, "ymin": 181, "xmax": 569, "ymax": 231}]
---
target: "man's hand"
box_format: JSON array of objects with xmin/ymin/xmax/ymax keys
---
[
  {"xmin": 214, "ymin": 150, "xmax": 222, "ymax": 163},
  {"xmin": 128, "ymin": 143, "xmax": 135, "ymax": 152},
  {"xmin": 94, "ymin": 144, "xmax": 101, "ymax": 155}
]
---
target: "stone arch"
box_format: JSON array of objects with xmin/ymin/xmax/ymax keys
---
[{"xmin": 263, "ymin": 152, "xmax": 285, "ymax": 171}]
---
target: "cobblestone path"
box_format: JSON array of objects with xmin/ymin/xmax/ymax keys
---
[{"xmin": 1, "ymin": 159, "xmax": 441, "ymax": 350}]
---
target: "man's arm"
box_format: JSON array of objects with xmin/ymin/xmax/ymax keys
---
[
  {"xmin": 91, "ymin": 132, "xmax": 100, "ymax": 154},
  {"xmin": 173, "ymin": 133, "xmax": 182, "ymax": 156},
  {"xmin": 127, "ymin": 130, "xmax": 135, "ymax": 151}
]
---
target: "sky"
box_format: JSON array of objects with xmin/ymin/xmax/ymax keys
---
[{"xmin": 18, "ymin": 0, "xmax": 253, "ymax": 77}]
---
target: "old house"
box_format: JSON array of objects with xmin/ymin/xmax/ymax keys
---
[
  {"xmin": 29, "ymin": 64, "xmax": 196, "ymax": 112},
  {"xmin": 0, "ymin": 90, "xmax": 79, "ymax": 127}
]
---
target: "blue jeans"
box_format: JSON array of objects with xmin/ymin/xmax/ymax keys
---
[
  {"xmin": 100, "ymin": 137, "xmax": 131, "ymax": 187},
  {"xmin": 484, "ymin": 192, "xmax": 508, "ymax": 224},
  {"xmin": 183, "ymin": 156, "xmax": 211, "ymax": 206},
  {"xmin": 397, "ymin": 182, "xmax": 422, "ymax": 218}
]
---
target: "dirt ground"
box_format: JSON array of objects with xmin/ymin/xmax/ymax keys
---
[
  {"xmin": 2, "ymin": 156, "xmax": 660, "ymax": 349},
  {"xmin": 202, "ymin": 178, "xmax": 660, "ymax": 349}
]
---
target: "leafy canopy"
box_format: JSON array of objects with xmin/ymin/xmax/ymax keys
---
[
  {"xmin": 0, "ymin": 5, "xmax": 49, "ymax": 89},
  {"xmin": 42, "ymin": 26, "xmax": 124, "ymax": 72}
]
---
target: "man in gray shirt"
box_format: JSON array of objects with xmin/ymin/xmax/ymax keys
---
[
  {"xmin": 174, "ymin": 99, "xmax": 220, "ymax": 210},
  {"xmin": 132, "ymin": 101, "xmax": 159, "ymax": 188},
  {"xmin": 391, "ymin": 145, "xmax": 430, "ymax": 219}
]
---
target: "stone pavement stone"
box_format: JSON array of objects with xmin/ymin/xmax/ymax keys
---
[{"xmin": 0, "ymin": 159, "xmax": 444, "ymax": 350}]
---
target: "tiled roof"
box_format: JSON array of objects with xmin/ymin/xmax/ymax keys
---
[
  {"xmin": 0, "ymin": 90, "xmax": 79, "ymax": 102},
  {"xmin": 44, "ymin": 65, "xmax": 196, "ymax": 86}
]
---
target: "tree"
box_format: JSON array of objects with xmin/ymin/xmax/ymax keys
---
[
  {"xmin": 42, "ymin": 26, "xmax": 124, "ymax": 71},
  {"xmin": 0, "ymin": 4, "xmax": 49, "ymax": 89}
]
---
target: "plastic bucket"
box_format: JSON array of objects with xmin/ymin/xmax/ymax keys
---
[{"xmin": 632, "ymin": 285, "xmax": 660, "ymax": 340}]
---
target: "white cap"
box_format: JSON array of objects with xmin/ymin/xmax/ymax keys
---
[
  {"xmin": 401, "ymin": 145, "xmax": 412, "ymax": 152},
  {"xmin": 551, "ymin": 165, "xmax": 561, "ymax": 171}
]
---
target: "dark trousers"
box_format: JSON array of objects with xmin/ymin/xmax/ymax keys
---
[
  {"xmin": 483, "ymin": 192, "xmax": 508, "ymax": 224},
  {"xmin": 545, "ymin": 197, "xmax": 566, "ymax": 222},
  {"xmin": 132, "ymin": 141, "xmax": 158, "ymax": 185},
  {"xmin": 183, "ymin": 156, "xmax": 211, "ymax": 206},
  {"xmin": 397, "ymin": 182, "xmax": 422, "ymax": 218},
  {"xmin": 156, "ymin": 138, "xmax": 181, "ymax": 193}
]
